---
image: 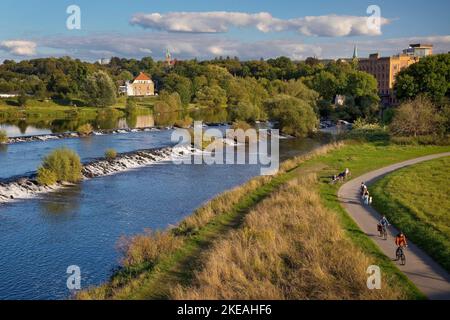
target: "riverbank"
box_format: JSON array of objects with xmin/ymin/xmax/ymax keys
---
[
  {"xmin": 371, "ymin": 157, "xmax": 450, "ymax": 273},
  {"xmin": 78, "ymin": 140, "xmax": 450, "ymax": 300},
  {"xmin": 0, "ymin": 145, "xmax": 195, "ymax": 204}
]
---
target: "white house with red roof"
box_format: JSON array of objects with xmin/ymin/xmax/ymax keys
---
[{"xmin": 124, "ymin": 72, "xmax": 155, "ymax": 97}]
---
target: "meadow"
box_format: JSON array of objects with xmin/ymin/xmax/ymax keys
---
[{"xmin": 371, "ymin": 156, "xmax": 450, "ymax": 272}]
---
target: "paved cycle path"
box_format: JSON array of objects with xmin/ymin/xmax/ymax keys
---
[{"xmin": 338, "ymin": 153, "xmax": 450, "ymax": 300}]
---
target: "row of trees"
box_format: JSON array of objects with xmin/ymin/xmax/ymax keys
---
[{"xmin": 0, "ymin": 54, "xmax": 389, "ymax": 136}]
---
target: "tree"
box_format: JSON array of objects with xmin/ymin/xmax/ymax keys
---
[
  {"xmin": 309, "ymin": 71, "xmax": 338, "ymax": 101},
  {"xmin": 161, "ymin": 73, "xmax": 193, "ymax": 106},
  {"xmin": 117, "ymin": 70, "xmax": 134, "ymax": 82},
  {"xmin": 389, "ymin": 96, "xmax": 444, "ymax": 137},
  {"xmin": 395, "ymin": 54, "xmax": 450, "ymax": 104},
  {"xmin": 229, "ymin": 101, "xmax": 262, "ymax": 122},
  {"xmin": 84, "ymin": 71, "xmax": 117, "ymax": 107},
  {"xmin": 194, "ymin": 85, "xmax": 227, "ymax": 109},
  {"xmin": 154, "ymin": 91, "xmax": 182, "ymax": 114},
  {"xmin": 264, "ymin": 95, "xmax": 318, "ymax": 137}
]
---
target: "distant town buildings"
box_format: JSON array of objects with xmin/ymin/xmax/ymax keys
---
[
  {"xmin": 120, "ymin": 72, "xmax": 155, "ymax": 97},
  {"xmin": 358, "ymin": 44, "xmax": 433, "ymax": 105},
  {"xmin": 97, "ymin": 58, "xmax": 111, "ymax": 65},
  {"xmin": 402, "ymin": 44, "xmax": 433, "ymax": 58}
]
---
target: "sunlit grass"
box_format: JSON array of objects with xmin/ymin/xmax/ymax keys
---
[{"xmin": 371, "ymin": 156, "xmax": 450, "ymax": 272}]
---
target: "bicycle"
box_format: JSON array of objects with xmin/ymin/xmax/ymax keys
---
[
  {"xmin": 396, "ymin": 246, "xmax": 407, "ymax": 266},
  {"xmin": 378, "ymin": 224, "xmax": 387, "ymax": 240}
]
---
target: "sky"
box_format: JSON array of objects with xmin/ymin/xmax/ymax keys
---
[{"xmin": 0, "ymin": 0, "xmax": 449, "ymax": 61}]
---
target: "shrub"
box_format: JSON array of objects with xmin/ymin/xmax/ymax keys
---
[
  {"xmin": 105, "ymin": 148, "xmax": 117, "ymax": 160},
  {"xmin": 389, "ymin": 96, "xmax": 444, "ymax": 137},
  {"xmin": 36, "ymin": 167, "xmax": 57, "ymax": 186},
  {"xmin": 37, "ymin": 148, "xmax": 82, "ymax": 185},
  {"xmin": 77, "ymin": 123, "xmax": 93, "ymax": 136},
  {"xmin": 343, "ymin": 127, "xmax": 390, "ymax": 143},
  {"xmin": 390, "ymin": 135, "xmax": 450, "ymax": 146},
  {"xmin": 0, "ymin": 130, "xmax": 7, "ymax": 144}
]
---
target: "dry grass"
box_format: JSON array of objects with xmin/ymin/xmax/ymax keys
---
[
  {"xmin": 117, "ymin": 230, "xmax": 184, "ymax": 268},
  {"xmin": 78, "ymin": 143, "xmax": 350, "ymax": 299},
  {"xmin": 172, "ymin": 174, "xmax": 405, "ymax": 300}
]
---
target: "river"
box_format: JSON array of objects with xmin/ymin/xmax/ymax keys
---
[{"xmin": 0, "ymin": 126, "xmax": 327, "ymax": 299}]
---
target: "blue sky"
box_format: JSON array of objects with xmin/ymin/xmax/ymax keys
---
[{"xmin": 0, "ymin": 0, "xmax": 449, "ymax": 61}]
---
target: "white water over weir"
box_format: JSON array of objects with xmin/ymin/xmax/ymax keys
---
[
  {"xmin": 0, "ymin": 145, "xmax": 195, "ymax": 204},
  {"xmin": 6, "ymin": 127, "xmax": 163, "ymax": 144}
]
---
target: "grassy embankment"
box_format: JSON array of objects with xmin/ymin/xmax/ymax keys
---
[
  {"xmin": 0, "ymin": 96, "xmax": 156, "ymax": 122},
  {"xmin": 371, "ymin": 156, "xmax": 450, "ymax": 272},
  {"xmin": 78, "ymin": 140, "xmax": 450, "ymax": 300}
]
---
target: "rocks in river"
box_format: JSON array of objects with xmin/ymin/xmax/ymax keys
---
[{"xmin": 6, "ymin": 126, "xmax": 172, "ymax": 145}]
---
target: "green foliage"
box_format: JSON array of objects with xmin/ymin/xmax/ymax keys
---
[
  {"xmin": 371, "ymin": 157, "xmax": 450, "ymax": 272},
  {"xmin": 37, "ymin": 148, "xmax": 82, "ymax": 185},
  {"xmin": 229, "ymin": 101, "xmax": 262, "ymax": 122},
  {"xmin": 390, "ymin": 135, "xmax": 450, "ymax": 146},
  {"xmin": 161, "ymin": 73, "xmax": 193, "ymax": 106},
  {"xmin": 194, "ymin": 85, "xmax": 227, "ymax": 109},
  {"xmin": 0, "ymin": 129, "xmax": 7, "ymax": 144},
  {"xmin": 77, "ymin": 123, "xmax": 93, "ymax": 135},
  {"xmin": 154, "ymin": 91, "xmax": 182, "ymax": 114},
  {"xmin": 36, "ymin": 167, "xmax": 57, "ymax": 186},
  {"xmin": 125, "ymin": 98, "xmax": 137, "ymax": 114},
  {"xmin": 84, "ymin": 71, "xmax": 117, "ymax": 107},
  {"xmin": 105, "ymin": 148, "xmax": 117, "ymax": 160},
  {"xmin": 265, "ymin": 94, "xmax": 318, "ymax": 137},
  {"xmin": 395, "ymin": 53, "xmax": 450, "ymax": 104}
]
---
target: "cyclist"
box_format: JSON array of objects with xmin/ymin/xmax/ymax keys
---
[
  {"xmin": 378, "ymin": 216, "xmax": 390, "ymax": 237},
  {"xmin": 395, "ymin": 231, "xmax": 408, "ymax": 259}
]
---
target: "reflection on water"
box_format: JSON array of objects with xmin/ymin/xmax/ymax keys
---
[
  {"xmin": 0, "ymin": 144, "xmax": 8, "ymax": 153},
  {"xmin": 0, "ymin": 114, "xmax": 157, "ymax": 137},
  {"xmin": 40, "ymin": 184, "xmax": 82, "ymax": 216},
  {"xmin": 1, "ymin": 107, "xmax": 232, "ymax": 137}
]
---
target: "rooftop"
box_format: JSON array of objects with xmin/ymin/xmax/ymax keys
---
[{"xmin": 134, "ymin": 72, "xmax": 151, "ymax": 81}]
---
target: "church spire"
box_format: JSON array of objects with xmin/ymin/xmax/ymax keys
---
[{"xmin": 353, "ymin": 45, "xmax": 358, "ymax": 59}]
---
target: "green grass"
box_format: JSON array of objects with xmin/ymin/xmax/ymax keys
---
[
  {"xmin": 371, "ymin": 156, "xmax": 450, "ymax": 272},
  {"xmin": 80, "ymin": 141, "xmax": 450, "ymax": 300},
  {"xmin": 308, "ymin": 142, "xmax": 450, "ymax": 300}
]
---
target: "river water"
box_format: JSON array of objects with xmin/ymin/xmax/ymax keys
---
[{"xmin": 0, "ymin": 127, "xmax": 326, "ymax": 299}]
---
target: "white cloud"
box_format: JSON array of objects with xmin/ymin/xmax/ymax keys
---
[
  {"xmin": 37, "ymin": 33, "xmax": 322, "ymax": 61},
  {"xmin": 0, "ymin": 40, "xmax": 37, "ymax": 56},
  {"xmin": 5, "ymin": 33, "xmax": 449, "ymax": 62},
  {"xmin": 130, "ymin": 11, "xmax": 390, "ymax": 37}
]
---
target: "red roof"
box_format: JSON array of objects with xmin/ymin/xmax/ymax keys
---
[{"xmin": 134, "ymin": 72, "xmax": 151, "ymax": 81}]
